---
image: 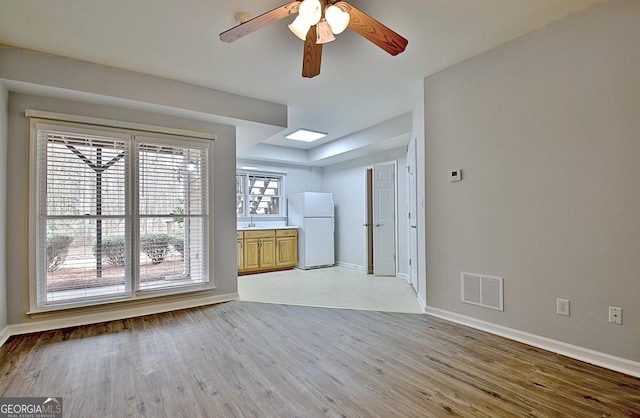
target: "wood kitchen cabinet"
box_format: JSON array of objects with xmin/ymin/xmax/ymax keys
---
[
  {"xmin": 237, "ymin": 231, "xmax": 244, "ymax": 271},
  {"xmin": 242, "ymin": 231, "xmax": 272, "ymax": 272},
  {"xmin": 275, "ymin": 229, "xmax": 297, "ymax": 268},
  {"xmin": 238, "ymin": 228, "xmax": 297, "ymax": 275}
]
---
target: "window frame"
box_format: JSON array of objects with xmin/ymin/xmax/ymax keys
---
[
  {"xmin": 236, "ymin": 170, "xmax": 286, "ymax": 219},
  {"xmin": 28, "ymin": 118, "xmax": 215, "ymax": 313}
]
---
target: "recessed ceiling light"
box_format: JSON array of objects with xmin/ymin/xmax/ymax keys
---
[{"xmin": 285, "ymin": 129, "xmax": 327, "ymax": 142}]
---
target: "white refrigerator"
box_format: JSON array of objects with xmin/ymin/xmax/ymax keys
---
[{"xmin": 287, "ymin": 192, "xmax": 335, "ymax": 269}]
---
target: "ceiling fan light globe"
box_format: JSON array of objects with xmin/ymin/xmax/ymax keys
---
[
  {"xmin": 316, "ymin": 20, "xmax": 336, "ymax": 44},
  {"xmin": 288, "ymin": 15, "xmax": 311, "ymax": 41},
  {"xmin": 298, "ymin": 0, "xmax": 322, "ymax": 26},
  {"xmin": 325, "ymin": 5, "xmax": 350, "ymax": 34}
]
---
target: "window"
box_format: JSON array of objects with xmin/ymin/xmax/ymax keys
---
[
  {"xmin": 236, "ymin": 172, "xmax": 284, "ymax": 216},
  {"xmin": 31, "ymin": 120, "xmax": 212, "ymax": 310}
]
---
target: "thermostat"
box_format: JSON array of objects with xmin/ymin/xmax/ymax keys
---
[{"xmin": 449, "ymin": 169, "xmax": 462, "ymax": 182}]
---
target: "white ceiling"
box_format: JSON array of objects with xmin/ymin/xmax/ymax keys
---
[{"xmin": 0, "ymin": 0, "xmax": 603, "ymax": 163}]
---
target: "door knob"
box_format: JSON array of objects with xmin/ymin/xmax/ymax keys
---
[
  {"xmin": 362, "ymin": 223, "xmax": 371, "ymax": 227},
  {"xmin": 375, "ymin": 223, "xmax": 383, "ymax": 227},
  {"xmin": 411, "ymin": 225, "xmax": 417, "ymax": 229}
]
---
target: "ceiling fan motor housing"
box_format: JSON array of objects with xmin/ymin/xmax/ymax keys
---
[{"xmin": 220, "ymin": 0, "xmax": 408, "ymax": 78}]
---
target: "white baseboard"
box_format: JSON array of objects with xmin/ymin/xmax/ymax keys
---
[
  {"xmin": 2, "ymin": 293, "xmax": 239, "ymax": 342},
  {"xmin": 423, "ymin": 306, "xmax": 640, "ymax": 379},
  {"xmin": 0, "ymin": 325, "xmax": 10, "ymax": 347},
  {"xmin": 335, "ymin": 261, "xmax": 365, "ymax": 271},
  {"xmin": 417, "ymin": 293, "xmax": 427, "ymax": 312},
  {"xmin": 397, "ymin": 273, "xmax": 410, "ymax": 283}
]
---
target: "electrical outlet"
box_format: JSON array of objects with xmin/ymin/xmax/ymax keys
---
[
  {"xmin": 609, "ymin": 307, "xmax": 622, "ymax": 325},
  {"xmin": 557, "ymin": 298, "xmax": 570, "ymax": 316}
]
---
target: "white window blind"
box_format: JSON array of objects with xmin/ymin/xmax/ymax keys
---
[
  {"xmin": 37, "ymin": 128, "xmax": 131, "ymax": 306},
  {"xmin": 136, "ymin": 138, "xmax": 209, "ymax": 291}
]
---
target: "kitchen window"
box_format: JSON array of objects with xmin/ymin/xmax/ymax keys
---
[
  {"xmin": 30, "ymin": 118, "xmax": 213, "ymax": 311},
  {"xmin": 236, "ymin": 171, "xmax": 284, "ymax": 217}
]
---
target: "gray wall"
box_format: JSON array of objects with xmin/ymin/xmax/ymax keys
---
[
  {"xmin": 424, "ymin": 0, "xmax": 640, "ymax": 361},
  {"xmin": 0, "ymin": 83, "xmax": 7, "ymax": 330},
  {"xmin": 413, "ymin": 84, "xmax": 426, "ymax": 306},
  {"xmin": 0, "ymin": 44, "xmax": 286, "ymax": 129},
  {"xmin": 0, "ymin": 43, "xmax": 288, "ymax": 329}
]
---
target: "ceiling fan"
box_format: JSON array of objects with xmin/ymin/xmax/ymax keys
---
[{"xmin": 219, "ymin": 0, "xmax": 408, "ymax": 78}]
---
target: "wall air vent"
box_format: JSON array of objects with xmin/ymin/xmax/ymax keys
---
[{"xmin": 461, "ymin": 272, "xmax": 504, "ymax": 311}]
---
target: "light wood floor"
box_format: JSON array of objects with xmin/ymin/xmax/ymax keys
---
[{"xmin": 1, "ymin": 301, "xmax": 639, "ymax": 417}]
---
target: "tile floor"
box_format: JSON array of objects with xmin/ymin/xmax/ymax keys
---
[{"xmin": 238, "ymin": 266, "xmax": 423, "ymax": 314}]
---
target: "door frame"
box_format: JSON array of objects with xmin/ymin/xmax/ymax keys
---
[
  {"xmin": 365, "ymin": 168, "xmax": 374, "ymax": 274},
  {"xmin": 407, "ymin": 138, "xmax": 418, "ymax": 292}
]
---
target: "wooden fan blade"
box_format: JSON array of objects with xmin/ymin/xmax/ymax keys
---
[
  {"xmin": 302, "ymin": 25, "xmax": 322, "ymax": 78},
  {"xmin": 334, "ymin": 1, "xmax": 408, "ymax": 56},
  {"xmin": 220, "ymin": 1, "xmax": 301, "ymax": 43}
]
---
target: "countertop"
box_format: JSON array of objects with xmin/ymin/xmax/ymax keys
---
[{"xmin": 237, "ymin": 226, "xmax": 298, "ymax": 231}]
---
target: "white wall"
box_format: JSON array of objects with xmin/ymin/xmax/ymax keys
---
[
  {"xmin": 424, "ymin": 0, "xmax": 640, "ymax": 361},
  {"xmin": 236, "ymin": 159, "xmax": 315, "ymax": 228},
  {"xmin": 0, "ymin": 82, "xmax": 7, "ymax": 332},
  {"xmin": 237, "ymin": 159, "xmax": 315, "ymax": 198},
  {"xmin": 322, "ymin": 148, "xmax": 409, "ymax": 276},
  {"xmin": 322, "ymin": 160, "xmax": 367, "ymax": 269}
]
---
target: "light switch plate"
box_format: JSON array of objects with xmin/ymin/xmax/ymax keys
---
[{"xmin": 450, "ymin": 169, "xmax": 462, "ymax": 182}]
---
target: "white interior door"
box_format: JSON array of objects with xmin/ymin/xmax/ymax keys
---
[
  {"xmin": 407, "ymin": 139, "xmax": 418, "ymax": 292},
  {"xmin": 373, "ymin": 163, "xmax": 396, "ymax": 276}
]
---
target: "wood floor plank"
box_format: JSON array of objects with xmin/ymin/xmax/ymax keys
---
[{"xmin": 1, "ymin": 301, "xmax": 639, "ymax": 417}]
